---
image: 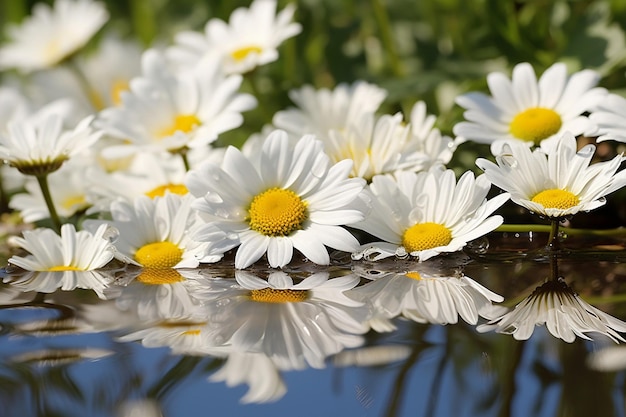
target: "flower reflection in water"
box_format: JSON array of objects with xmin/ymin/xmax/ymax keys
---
[
  {"xmin": 114, "ymin": 267, "xmax": 205, "ymax": 321},
  {"xmin": 2, "ymin": 268, "xmax": 115, "ymax": 299},
  {"xmin": 348, "ymin": 259, "xmax": 504, "ymax": 331},
  {"xmin": 192, "ymin": 270, "xmax": 370, "ymax": 370},
  {"xmin": 478, "ymin": 276, "xmax": 626, "ymax": 343}
]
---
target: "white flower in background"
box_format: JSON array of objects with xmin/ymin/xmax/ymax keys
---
[
  {"xmin": 5, "ymin": 223, "xmax": 120, "ymax": 298},
  {"xmin": 476, "ymin": 131, "xmax": 626, "ymax": 219},
  {"xmin": 0, "ymin": 112, "xmax": 101, "ymax": 175},
  {"xmin": 453, "ymin": 62, "xmax": 606, "ymax": 153},
  {"xmin": 0, "ymin": 0, "xmax": 109, "ymax": 73},
  {"xmin": 589, "ymin": 92, "xmax": 626, "ymax": 143},
  {"xmin": 347, "ymin": 266, "xmax": 504, "ymax": 330},
  {"xmin": 80, "ymin": 35, "xmax": 143, "ymax": 110},
  {"xmin": 87, "ymin": 193, "xmax": 217, "ymax": 270},
  {"xmin": 273, "ymin": 81, "xmax": 387, "ymax": 141},
  {"xmin": 186, "ymin": 130, "xmax": 367, "ymax": 268},
  {"xmin": 98, "ymin": 49, "xmax": 256, "ymax": 158},
  {"xmin": 478, "ymin": 277, "xmax": 626, "ymax": 343},
  {"xmin": 188, "ymin": 271, "xmax": 369, "ymax": 371},
  {"xmin": 167, "ymin": 0, "xmax": 301, "ymax": 74},
  {"xmin": 10, "ymin": 162, "xmax": 91, "ymax": 222},
  {"xmin": 323, "ymin": 101, "xmax": 462, "ymax": 180},
  {"xmin": 117, "ymin": 320, "xmax": 213, "ymax": 356},
  {"xmin": 352, "ymin": 168, "xmax": 509, "ymax": 262}
]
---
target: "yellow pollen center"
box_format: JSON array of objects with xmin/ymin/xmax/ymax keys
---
[
  {"xmin": 402, "ymin": 222, "xmax": 452, "ymax": 253},
  {"xmin": 111, "ymin": 79, "xmax": 129, "ymax": 106},
  {"xmin": 134, "ymin": 241, "xmax": 183, "ymax": 268},
  {"xmin": 249, "ymin": 288, "xmax": 310, "ymax": 303},
  {"xmin": 248, "ymin": 188, "xmax": 308, "ymax": 236},
  {"xmin": 136, "ymin": 268, "xmax": 184, "ymax": 285},
  {"xmin": 145, "ymin": 183, "xmax": 189, "ymax": 198},
  {"xmin": 230, "ymin": 45, "xmax": 263, "ymax": 62},
  {"xmin": 159, "ymin": 114, "xmax": 201, "ymax": 138},
  {"xmin": 509, "ymin": 107, "xmax": 562, "ymax": 144},
  {"xmin": 531, "ymin": 188, "xmax": 580, "ymax": 210},
  {"xmin": 48, "ymin": 265, "xmax": 82, "ymax": 271},
  {"xmin": 405, "ymin": 272, "xmax": 422, "ymax": 280},
  {"xmin": 61, "ymin": 194, "xmax": 88, "ymax": 211}
]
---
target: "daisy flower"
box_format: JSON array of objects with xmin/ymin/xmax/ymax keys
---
[
  {"xmin": 0, "ymin": 0, "xmax": 109, "ymax": 73},
  {"xmin": 0, "ymin": 112, "xmax": 101, "ymax": 176},
  {"xmin": 87, "ymin": 193, "xmax": 218, "ymax": 272},
  {"xmin": 167, "ymin": 0, "xmax": 302, "ymax": 74},
  {"xmin": 5, "ymin": 223, "xmax": 120, "ymax": 298},
  {"xmin": 323, "ymin": 101, "xmax": 462, "ymax": 180},
  {"xmin": 186, "ymin": 130, "xmax": 367, "ymax": 269},
  {"xmin": 453, "ymin": 62, "xmax": 607, "ymax": 153},
  {"xmin": 347, "ymin": 266, "xmax": 504, "ymax": 330},
  {"xmin": 476, "ymin": 131, "xmax": 626, "ymax": 219},
  {"xmin": 188, "ymin": 271, "xmax": 369, "ymax": 370},
  {"xmin": 98, "ymin": 49, "xmax": 256, "ymax": 158},
  {"xmin": 351, "ymin": 168, "xmax": 509, "ymax": 262},
  {"xmin": 589, "ymin": 92, "xmax": 626, "ymax": 143},
  {"xmin": 477, "ymin": 277, "xmax": 626, "ymax": 343},
  {"xmin": 272, "ymin": 81, "xmax": 387, "ymax": 142}
]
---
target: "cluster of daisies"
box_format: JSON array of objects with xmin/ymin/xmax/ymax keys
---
[{"xmin": 1, "ymin": 0, "xmax": 626, "ymax": 348}]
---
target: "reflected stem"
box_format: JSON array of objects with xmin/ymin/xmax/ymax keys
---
[
  {"xmin": 35, "ymin": 174, "xmax": 62, "ymax": 233},
  {"xmin": 546, "ymin": 220, "xmax": 560, "ymax": 252},
  {"xmin": 498, "ymin": 340, "xmax": 526, "ymax": 417},
  {"xmin": 496, "ymin": 224, "xmax": 626, "ymax": 237},
  {"xmin": 384, "ymin": 344, "xmax": 422, "ymax": 417}
]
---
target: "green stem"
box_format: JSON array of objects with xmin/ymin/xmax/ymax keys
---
[
  {"xmin": 35, "ymin": 174, "xmax": 62, "ymax": 233},
  {"xmin": 547, "ymin": 220, "xmax": 560, "ymax": 251},
  {"xmin": 371, "ymin": 0, "xmax": 403, "ymax": 77},
  {"xmin": 180, "ymin": 151, "xmax": 190, "ymax": 172},
  {"xmin": 495, "ymin": 224, "xmax": 626, "ymax": 237}
]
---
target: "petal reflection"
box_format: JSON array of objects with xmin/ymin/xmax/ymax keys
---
[
  {"xmin": 2, "ymin": 269, "xmax": 114, "ymax": 299},
  {"xmin": 478, "ymin": 277, "xmax": 626, "ymax": 343}
]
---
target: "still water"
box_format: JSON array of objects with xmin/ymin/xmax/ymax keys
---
[{"xmin": 1, "ymin": 232, "xmax": 626, "ymax": 417}]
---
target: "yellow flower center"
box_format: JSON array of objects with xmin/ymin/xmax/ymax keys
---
[
  {"xmin": 405, "ymin": 272, "xmax": 422, "ymax": 281},
  {"xmin": 145, "ymin": 183, "xmax": 189, "ymax": 198},
  {"xmin": 158, "ymin": 114, "xmax": 201, "ymax": 138},
  {"xmin": 48, "ymin": 265, "xmax": 82, "ymax": 271},
  {"xmin": 531, "ymin": 188, "xmax": 580, "ymax": 210},
  {"xmin": 402, "ymin": 222, "xmax": 452, "ymax": 253},
  {"xmin": 230, "ymin": 45, "xmax": 263, "ymax": 62},
  {"xmin": 136, "ymin": 268, "xmax": 185, "ymax": 285},
  {"xmin": 248, "ymin": 188, "xmax": 308, "ymax": 237},
  {"xmin": 134, "ymin": 241, "xmax": 183, "ymax": 268},
  {"xmin": 509, "ymin": 107, "xmax": 562, "ymax": 144},
  {"xmin": 182, "ymin": 329, "xmax": 201, "ymax": 336},
  {"xmin": 110, "ymin": 79, "xmax": 129, "ymax": 106},
  {"xmin": 61, "ymin": 194, "xmax": 88, "ymax": 212},
  {"xmin": 249, "ymin": 288, "xmax": 310, "ymax": 303}
]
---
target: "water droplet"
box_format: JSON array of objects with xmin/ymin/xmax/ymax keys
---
[
  {"xmin": 499, "ymin": 154, "xmax": 518, "ymax": 169},
  {"xmin": 103, "ymin": 226, "xmax": 119, "ymax": 244},
  {"xmin": 577, "ymin": 144, "xmax": 595, "ymax": 158},
  {"xmin": 465, "ymin": 236, "xmax": 489, "ymax": 254}
]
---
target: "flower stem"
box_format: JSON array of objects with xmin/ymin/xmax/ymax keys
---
[
  {"xmin": 496, "ymin": 224, "xmax": 626, "ymax": 237},
  {"xmin": 35, "ymin": 174, "xmax": 62, "ymax": 233},
  {"xmin": 371, "ymin": 0, "xmax": 403, "ymax": 77},
  {"xmin": 547, "ymin": 220, "xmax": 560, "ymax": 252}
]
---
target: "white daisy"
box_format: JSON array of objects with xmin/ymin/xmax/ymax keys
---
[
  {"xmin": 5, "ymin": 223, "xmax": 119, "ymax": 298},
  {"xmin": 477, "ymin": 277, "xmax": 626, "ymax": 343},
  {"xmin": 453, "ymin": 62, "xmax": 607, "ymax": 153},
  {"xmin": 117, "ymin": 320, "xmax": 214, "ymax": 356},
  {"xmin": 323, "ymin": 101, "xmax": 462, "ymax": 180},
  {"xmin": 0, "ymin": 112, "xmax": 101, "ymax": 176},
  {"xmin": 589, "ymin": 92, "xmax": 626, "ymax": 143},
  {"xmin": 272, "ymin": 81, "xmax": 387, "ymax": 141},
  {"xmin": 98, "ymin": 49, "xmax": 256, "ymax": 157},
  {"xmin": 188, "ymin": 271, "xmax": 369, "ymax": 371},
  {"xmin": 476, "ymin": 131, "xmax": 626, "ymax": 219},
  {"xmin": 186, "ymin": 130, "xmax": 367, "ymax": 269},
  {"xmin": 347, "ymin": 265, "xmax": 504, "ymax": 330},
  {"xmin": 352, "ymin": 168, "xmax": 509, "ymax": 262},
  {"xmin": 0, "ymin": 0, "xmax": 109, "ymax": 73},
  {"xmin": 87, "ymin": 193, "xmax": 218, "ymax": 270},
  {"xmin": 167, "ymin": 0, "xmax": 301, "ymax": 74}
]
